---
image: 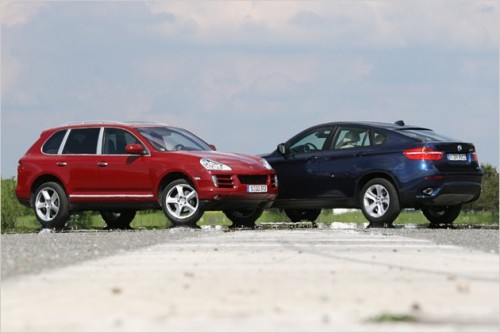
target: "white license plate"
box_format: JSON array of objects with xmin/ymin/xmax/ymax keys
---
[
  {"xmin": 247, "ymin": 185, "xmax": 267, "ymax": 193},
  {"xmin": 447, "ymin": 154, "xmax": 467, "ymax": 161}
]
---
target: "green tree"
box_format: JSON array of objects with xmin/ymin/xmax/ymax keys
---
[
  {"xmin": 2, "ymin": 178, "xmax": 21, "ymax": 231},
  {"xmin": 464, "ymin": 164, "xmax": 499, "ymax": 214}
]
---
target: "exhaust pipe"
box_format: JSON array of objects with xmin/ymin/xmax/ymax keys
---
[{"xmin": 422, "ymin": 187, "xmax": 434, "ymax": 195}]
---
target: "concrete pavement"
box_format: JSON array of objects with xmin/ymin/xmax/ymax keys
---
[{"xmin": 1, "ymin": 228, "xmax": 499, "ymax": 332}]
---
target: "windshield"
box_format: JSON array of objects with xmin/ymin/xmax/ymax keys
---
[
  {"xmin": 136, "ymin": 127, "xmax": 213, "ymax": 152},
  {"xmin": 399, "ymin": 129, "xmax": 459, "ymax": 142}
]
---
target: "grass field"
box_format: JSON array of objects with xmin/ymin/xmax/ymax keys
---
[{"xmin": 7, "ymin": 209, "xmax": 499, "ymax": 233}]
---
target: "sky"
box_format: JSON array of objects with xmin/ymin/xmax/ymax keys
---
[{"xmin": 1, "ymin": 0, "xmax": 498, "ymax": 178}]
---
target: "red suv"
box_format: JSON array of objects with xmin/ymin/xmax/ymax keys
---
[{"xmin": 16, "ymin": 121, "xmax": 278, "ymax": 230}]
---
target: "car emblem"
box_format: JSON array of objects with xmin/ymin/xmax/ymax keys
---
[{"xmin": 457, "ymin": 145, "xmax": 462, "ymax": 152}]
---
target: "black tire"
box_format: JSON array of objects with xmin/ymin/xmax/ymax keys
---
[
  {"xmin": 284, "ymin": 209, "xmax": 321, "ymax": 223},
  {"xmin": 32, "ymin": 182, "xmax": 70, "ymax": 230},
  {"xmin": 225, "ymin": 208, "xmax": 264, "ymax": 229},
  {"xmin": 161, "ymin": 179, "xmax": 203, "ymax": 228},
  {"xmin": 422, "ymin": 205, "xmax": 462, "ymax": 227},
  {"xmin": 101, "ymin": 210, "xmax": 136, "ymax": 229},
  {"xmin": 360, "ymin": 178, "xmax": 400, "ymax": 228}
]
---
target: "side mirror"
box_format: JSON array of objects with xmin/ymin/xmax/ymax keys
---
[
  {"xmin": 277, "ymin": 143, "xmax": 288, "ymax": 155},
  {"xmin": 125, "ymin": 143, "xmax": 146, "ymax": 155},
  {"xmin": 209, "ymin": 144, "xmax": 217, "ymax": 151}
]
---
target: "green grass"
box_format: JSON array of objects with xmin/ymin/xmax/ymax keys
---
[{"xmin": 5, "ymin": 209, "xmax": 498, "ymax": 233}]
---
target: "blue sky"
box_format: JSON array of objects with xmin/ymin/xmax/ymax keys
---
[{"xmin": 1, "ymin": 0, "xmax": 498, "ymax": 178}]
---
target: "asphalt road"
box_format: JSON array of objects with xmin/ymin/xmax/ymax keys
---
[{"xmin": 1, "ymin": 224, "xmax": 499, "ymax": 332}]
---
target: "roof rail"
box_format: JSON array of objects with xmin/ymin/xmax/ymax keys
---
[
  {"xmin": 64, "ymin": 120, "xmax": 123, "ymax": 125},
  {"xmin": 63, "ymin": 120, "xmax": 169, "ymax": 126},
  {"xmin": 123, "ymin": 121, "xmax": 169, "ymax": 126}
]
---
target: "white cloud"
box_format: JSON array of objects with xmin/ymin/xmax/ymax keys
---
[
  {"xmin": 144, "ymin": 1, "xmax": 498, "ymax": 49},
  {"xmin": 1, "ymin": 1, "xmax": 47, "ymax": 27}
]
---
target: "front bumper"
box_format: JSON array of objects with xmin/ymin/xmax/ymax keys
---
[{"xmin": 194, "ymin": 172, "xmax": 278, "ymax": 210}]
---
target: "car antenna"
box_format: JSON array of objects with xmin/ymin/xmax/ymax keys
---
[{"xmin": 395, "ymin": 120, "xmax": 405, "ymax": 126}]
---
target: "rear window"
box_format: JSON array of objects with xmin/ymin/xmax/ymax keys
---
[
  {"xmin": 42, "ymin": 130, "xmax": 66, "ymax": 154},
  {"xmin": 399, "ymin": 129, "xmax": 458, "ymax": 142}
]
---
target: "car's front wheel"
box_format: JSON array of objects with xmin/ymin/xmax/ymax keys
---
[
  {"xmin": 101, "ymin": 210, "xmax": 136, "ymax": 229},
  {"xmin": 360, "ymin": 178, "xmax": 400, "ymax": 227},
  {"xmin": 32, "ymin": 182, "xmax": 70, "ymax": 230},
  {"xmin": 224, "ymin": 208, "xmax": 264, "ymax": 229},
  {"xmin": 284, "ymin": 209, "xmax": 321, "ymax": 223},
  {"xmin": 161, "ymin": 179, "xmax": 203, "ymax": 228},
  {"xmin": 422, "ymin": 205, "xmax": 462, "ymax": 228}
]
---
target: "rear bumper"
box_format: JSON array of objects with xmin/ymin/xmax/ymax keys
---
[{"xmin": 402, "ymin": 181, "xmax": 482, "ymax": 207}]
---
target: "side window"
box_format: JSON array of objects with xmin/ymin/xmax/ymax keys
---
[
  {"xmin": 63, "ymin": 128, "xmax": 100, "ymax": 154},
  {"xmin": 103, "ymin": 128, "xmax": 141, "ymax": 154},
  {"xmin": 289, "ymin": 127, "xmax": 332, "ymax": 153},
  {"xmin": 42, "ymin": 130, "xmax": 67, "ymax": 154},
  {"xmin": 373, "ymin": 131, "xmax": 387, "ymax": 146},
  {"xmin": 332, "ymin": 127, "xmax": 370, "ymax": 149}
]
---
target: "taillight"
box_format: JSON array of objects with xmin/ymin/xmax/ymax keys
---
[
  {"xmin": 403, "ymin": 147, "xmax": 443, "ymax": 161},
  {"xmin": 472, "ymin": 152, "xmax": 479, "ymax": 162}
]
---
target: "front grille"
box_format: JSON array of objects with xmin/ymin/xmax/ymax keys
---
[
  {"xmin": 215, "ymin": 175, "xmax": 234, "ymax": 188},
  {"xmin": 238, "ymin": 175, "xmax": 267, "ymax": 185}
]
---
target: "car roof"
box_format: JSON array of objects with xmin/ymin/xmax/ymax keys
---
[
  {"xmin": 317, "ymin": 120, "xmax": 432, "ymax": 131},
  {"xmin": 45, "ymin": 121, "xmax": 171, "ymax": 132}
]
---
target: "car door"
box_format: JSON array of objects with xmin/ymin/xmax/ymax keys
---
[
  {"xmin": 58, "ymin": 127, "xmax": 101, "ymax": 198},
  {"xmin": 96, "ymin": 127, "xmax": 153, "ymax": 200},
  {"xmin": 273, "ymin": 126, "xmax": 334, "ymax": 199},
  {"xmin": 316, "ymin": 126, "xmax": 373, "ymax": 200}
]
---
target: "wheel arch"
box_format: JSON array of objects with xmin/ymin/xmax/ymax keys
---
[
  {"xmin": 30, "ymin": 175, "xmax": 67, "ymax": 199},
  {"xmin": 157, "ymin": 172, "xmax": 194, "ymax": 203},
  {"xmin": 355, "ymin": 172, "xmax": 400, "ymax": 206}
]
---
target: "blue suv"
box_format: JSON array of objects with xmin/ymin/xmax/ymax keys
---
[{"xmin": 262, "ymin": 121, "xmax": 483, "ymax": 227}]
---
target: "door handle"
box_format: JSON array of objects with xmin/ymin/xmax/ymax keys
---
[
  {"xmin": 56, "ymin": 162, "xmax": 67, "ymax": 167},
  {"xmin": 97, "ymin": 162, "xmax": 108, "ymax": 167}
]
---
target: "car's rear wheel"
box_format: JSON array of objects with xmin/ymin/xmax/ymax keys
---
[
  {"xmin": 101, "ymin": 210, "xmax": 136, "ymax": 229},
  {"xmin": 360, "ymin": 178, "xmax": 400, "ymax": 228},
  {"xmin": 284, "ymin": 209, "xmax": 321, "ymax": 223},
  {"xmin": 161, "ymin": 179, "xmax": 203, "ymax": 228},
  {"xmin": 422, "ymin": 205, "xmax": 462, "ymax": 228},
  {"xmin": 32, "ymin": 182, "xmax": 70, "ymax": 230},
  {"xmin": 225, "ymin": 208, "xmax": 263, "ymax": 229}
]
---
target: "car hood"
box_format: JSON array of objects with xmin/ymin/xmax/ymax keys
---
[{"xmin": 175, "ymin": 151, "xmax": 271, "ymax": 172}]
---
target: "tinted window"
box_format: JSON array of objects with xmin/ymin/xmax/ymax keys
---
[
  {"xmin": 332, "ymin": 127, "xmax": 370, "ymax": 149},
  {"xmin": 289, "ymin": 128, "xmax": 332, "ymax": 153},
  {"xmin": 103, "ymin": 128, "xmax": 141, "ymax": 154},
  {"xmin": 399, "ymin": 129, "xmax": 458, "ymax": 142},
  {"xmin": 42, "ymin": 130, "xmax": 66, "ymax": 154},
  {"xmin": 373, "ymin": 131, "xmax": 387, "ymax": 146},
  {"xmin": 63, "ymin": 128, "xmax": 100, "ymax": 154}
]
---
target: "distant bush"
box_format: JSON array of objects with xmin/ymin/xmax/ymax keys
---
[
  {"xmin": 464, "ymin": 163, "xmax": 499, "ymax": 216},
  {"xmin": 1, "ymin": 178, "xmax": 30, "ymax": 232}
]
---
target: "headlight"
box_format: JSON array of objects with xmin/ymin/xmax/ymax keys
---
[
  {"xmin": 262, "ymin": 159, "xmax": 273, "ymax": 170},
  {"xmin": 200, "ymin": 158, "xmax": 232, "ymax": 171}
]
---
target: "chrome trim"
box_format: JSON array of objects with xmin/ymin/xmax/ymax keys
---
[
  {"xmin": 57, "ymin": 130, "xmax": 70, "ymax": 155},
  {"xmin": 97, "ymin": 127, "xmax": 104, "ymax": 155},
  {"xmin": 70, "ymin": 194, "xmax": 154, "ymax": 198}
]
